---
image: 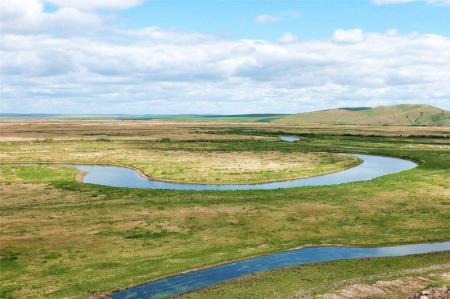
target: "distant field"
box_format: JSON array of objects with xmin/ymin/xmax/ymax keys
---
[
  {"xmin": 2, "ymin": 104, "xmax": 449, "ymax": 126},
  {"xmin": 0, "ymin": 120, "xmax": 449, "ymax": 143},
  {"xmin": 0, "ymin": 121, "xmax": 449, "ymax": 298},
  {"xmin": 0, "ymin": 113, "xmax": 286, "ymax": 123}
]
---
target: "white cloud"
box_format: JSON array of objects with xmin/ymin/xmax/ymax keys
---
[
  {"xmin": 0, "ymin": 0, "xmax": 42, "ymax": 20},
  {"xmin": 2, "ymin": 28, "xmax": 449, "ymax": 113},
  {"xmin": 0, "ymin": 1, "xmax": 449, "ymax": 113},
  {"xmin": 333, "ymin": 29, "xmax": 365, "ymax": 43},
  {"xmin": 278, "ymin": 32, "xmax": 299, "ymax": 44},
  {"xmin": 0, "ymin": 0, "xmax": 102, "ymax": 34}
]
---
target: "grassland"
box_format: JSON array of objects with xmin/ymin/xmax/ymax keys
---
[{"xmin": 0, "ymin": 121, "xmax": 449, "ymax": 298}]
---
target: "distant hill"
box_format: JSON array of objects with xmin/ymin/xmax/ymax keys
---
[
  {"xmin": 272, "ymin": 104, "xmax": 450, "ymax": 126},
  {"xmin": 2, "ymin": 105, "xmax": 449, "ymax": 126}
]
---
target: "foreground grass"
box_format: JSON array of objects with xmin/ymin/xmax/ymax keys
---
[
  {"xmin": 0, "ymin": 131, "xmax": 449, "ymax": 298},
  {"xmin": 183, "ymin": 251, "xmax": 450, "ymax": 298}
]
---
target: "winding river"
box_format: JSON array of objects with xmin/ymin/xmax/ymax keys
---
[
  {"xmin": 75, "ymin": 154, "xmax": 416, "ymax": 191},
  {"xmin": 70, "ymin": 142, "xmax": 433, "ymax": 299}
]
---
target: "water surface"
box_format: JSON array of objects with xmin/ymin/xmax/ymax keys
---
[
  {"xmin": 112, "ymin": 241, "xmax": 450, "ymax": 299},
  {"xmin": 279, "ymin": 135, "xmax": 300, "ymax": 142}
]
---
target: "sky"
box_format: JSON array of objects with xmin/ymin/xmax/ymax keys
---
[{"xmin": 1, "ymin": 0, "xmax": 449, "ymax": 114}]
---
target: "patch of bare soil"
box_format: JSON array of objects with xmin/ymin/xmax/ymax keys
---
[
  {"xmin": 306, "ymin": 266, "xmax": 450, "ymax": 299},
  {"xmin": 320, "ymin": 277, "xmax": 431, "ymax": 299},
  {"xmin": 88, "ymin": 292, "xmax": 111, "ymax": 299},
  {"xmin": 408, "ymin": 287, "xmax": 450, "ymax": 299}
]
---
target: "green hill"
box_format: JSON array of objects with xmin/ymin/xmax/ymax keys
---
[{"xmin": 272, "ymin": 104, "xmax": 450, "ymax": 126}]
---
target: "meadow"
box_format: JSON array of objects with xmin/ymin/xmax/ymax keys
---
[{"xmin": 0, "ymin": 120, "xmax": 449, "ymax": 298}]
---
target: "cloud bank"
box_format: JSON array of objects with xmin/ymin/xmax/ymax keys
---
[{"xmin": 1, "ymin": 0, "xmax": 449, "ymax": 114}]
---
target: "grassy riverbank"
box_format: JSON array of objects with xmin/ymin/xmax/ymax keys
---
[{"xmin": 0, "ymin": 123, "xmax": 449, "ymax": 298}]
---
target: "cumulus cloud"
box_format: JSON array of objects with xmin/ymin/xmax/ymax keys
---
[
  {"xmin": 0, "ymin": 1, "xmax": 449, "ymax": 113},
  {"xmin": 0, "ymin": 0, "xmax": 102, "ymax": 34}
]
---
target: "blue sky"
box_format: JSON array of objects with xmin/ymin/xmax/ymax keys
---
[
  {"xmin": 121, "ymin": 0, "xmax": 450, "ymax": 40},
  {"xmin": 1, "ymin": 0, "xmax": 449, "ymax": 114}
]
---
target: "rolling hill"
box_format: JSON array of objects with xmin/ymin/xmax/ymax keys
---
[{"xmin": 272, "ymin": 104, "xmax": 450, "ymax": 126}]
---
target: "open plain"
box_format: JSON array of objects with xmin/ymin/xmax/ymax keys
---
[{"xmin": 0, "ymin": 120, "xmax": 449, "ymax": 298}]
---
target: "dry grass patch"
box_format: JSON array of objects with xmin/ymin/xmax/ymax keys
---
[{"xmin": 0, "ymin": 141, "xmax": 359, "ymax": 184}]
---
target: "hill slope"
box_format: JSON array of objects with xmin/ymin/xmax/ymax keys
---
[{"xmin": 273, "ymin": 104, "xmax": 450, "ymax": 126}]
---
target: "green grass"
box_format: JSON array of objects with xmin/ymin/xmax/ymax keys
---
[
  {"xmin": 0, "ymin": 133, "xmax": 449, "ymax": 298},
  {"xmin": 0, "ymin": 165, "xmax": 76, "ymax": 182}
]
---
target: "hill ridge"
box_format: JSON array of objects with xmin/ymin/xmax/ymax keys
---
[{"xmin": 273, "ymin": 104, "xmax": 450, "ymax": 126}]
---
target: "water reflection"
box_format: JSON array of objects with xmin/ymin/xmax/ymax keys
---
[{"xmin": 279, "ymin": 135, "xmax": 300, "ymax": 142}]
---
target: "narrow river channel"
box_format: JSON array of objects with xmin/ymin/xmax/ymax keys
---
[{"xmin": 112, "ymin": 242, "xmax": 450, "ymax": 299}]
